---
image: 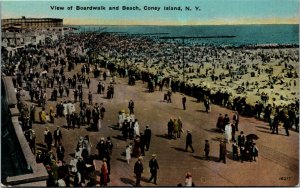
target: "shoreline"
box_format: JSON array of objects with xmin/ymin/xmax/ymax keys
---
[{"xmin": 86, "ymin": 33, "xmax": 299, "ymax": 112}]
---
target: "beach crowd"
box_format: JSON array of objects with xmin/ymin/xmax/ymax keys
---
[{"xmin": 1, "ymin": 31, "xmax": 298, "ymax": 186}]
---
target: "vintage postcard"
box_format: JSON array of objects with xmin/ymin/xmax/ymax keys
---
[{"xmin": 1, "ymin": 0, "xmax": 299, "ymax": 186}]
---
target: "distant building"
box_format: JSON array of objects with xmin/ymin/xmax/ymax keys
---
[
  {"xmin": 2, "ymin": 16, "xmax": 63, "ymax": 30},
  {"xmin": 1, "ymin": 17, "xmax": 64, "ymax": 49}
]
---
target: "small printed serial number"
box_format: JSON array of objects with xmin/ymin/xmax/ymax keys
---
[{"xmin": 279, "ymin": 176, "xmax": 292, "ymax": 180}]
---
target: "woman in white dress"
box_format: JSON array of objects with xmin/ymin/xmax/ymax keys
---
[
  {"xmin": 63, "ymin": 102, "xmax": 68, "ymax": 116},
  {"xmin": 134, "ymin": 119, "xmax": 140, "ymax": 137},
  {"xmin": 118, "ymin": 112, "xmax": 123, "ymax": 128},
  {"xmin": 125, "ymin": 145, "xmax": 131, "ymax": 164},
  {"xmin": 224, "ymin": 123, "xmax": 232, "ymax": 143},
  {"xmin": 97, "ymin": 119, "xmax": 102, "ymax": 131},
  {"xmin": 67, "ymin": 102, "xmax": 72, "ymax": 115}
]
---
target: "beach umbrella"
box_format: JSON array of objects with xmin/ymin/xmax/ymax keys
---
[{"xmin": 246, "ymin": 134, "xmax": 259, "ymax": 140}]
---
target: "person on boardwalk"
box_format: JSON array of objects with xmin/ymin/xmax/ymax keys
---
[
  {"xmin": 128, "ymin": 100, "xmax": 135, "ymax": 114},
  {"xmin": 173, "ymin": 119, "xmax": 179, "ymax": 139},
  {"xmin": 252, "ymin": 143, "xmax": 259, "ymax": 161},
  {"xmin": 204, "ymin": 96, "xmax": 210, "ymax": 113},
  {"xmin": 44, "ymin": 127, "xmax": 53, "ymax": 151},
  {"xmin": 182, "ymin": 95, "xmax": 187, "ymax": 110},
  {"xmin": 53, "ymin": 126, "xmax": 62, "ymax": 147},
  {"xmin": 140, "ymin": 133, "xmax": 146, "ymax": 156},
  {"xmin": 224, "ymin": 123, "xmax": 232, "ymax": 143},
  {"xmin": 232, "ymin": 140, "xmax": 239, "ymax": 160},
  {"xmin": 86, "ymin": 107, "xmax": 91, "ymax": 125},
  {"xmin": 185, "ymin": 130, "xmax": 194, "ymax": 153},
  {"xmin": 219, "ymin": 140, "xmax": 227, "ymax": 164},
  {"xmin": 216, "ymin": 114, "xmax": 225, "ymax": 132},
  {"xmin": 125, "ymin": 145, "xmax": 131, "ymax": 164},
  {"xmin": 88, "ymin": 91, "xmax": 93, "ymax": 105},
  {"xmin": 271, "ymin": 115, "xmax": 279, "ymax": 134},
  {"xmin": 177, "ymin": 117, "xmax": 183, "ymax": 138},
  {"xmin": 133, "ymin": 136, "xmax": 141, "ymax": 157},
  {"xmin": 134, "ymin": 157, "xmax": 144, "ymax": 187},
  {"xmin": 168, "ymin": 118, "xmax": 174, "ymax": 139},
  {"xmin": 204, "ymin": 140, "xmax": 210, "ymax": 161},
  {"xmin": 100, "ymin": 104, "xmax": 106, "ymax": 120},
  {"xmin": 185, "ymin": 172, "xmax": 193, "ymax": 186},
  {"xmin": 232, "ymin": 111, "xmax": 239, "ymax": 131},
  {"xmin": 149, "ymin": 154, "xmax": 159, "ymax": 185},
  {"xmin": 56, "ymin": 143, "xmax": 65, "ymax": 162},
  {"xmin": 283, "ymin": 115, "xmax": 290, "ymax": 136},
  {"xmin": 144, "ymin": 126, "xmax": 152, "ymax": 151},
  {"xmin": 100, "ymin": 158, "xmax": 109, "ymax": 186},
  {"xmin": 86, "ymin": 77, "xmax": 91, "ymax": 89}
]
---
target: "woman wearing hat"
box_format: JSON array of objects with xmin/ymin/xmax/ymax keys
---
[
  {"xmin": 40, "ymin": 108, "xmax": 47, "ymax": 124},
  {"xmin": 49, "ymin": 106, "xmax": 55, "ymax": 123}
]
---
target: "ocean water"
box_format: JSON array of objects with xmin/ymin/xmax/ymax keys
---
[{"xmin": 73, "ymin": 25, "xmax": 299, "ymax": 46}]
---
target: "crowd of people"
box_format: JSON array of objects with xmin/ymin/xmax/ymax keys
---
[{"xmin": 1, "ymin": 30, "xmax": 298, "ymax": 186}]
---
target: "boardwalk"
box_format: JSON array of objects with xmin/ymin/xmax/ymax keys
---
[{"xmin": 27, "ymin": 62, "xmax": 298, "ymax": 186}]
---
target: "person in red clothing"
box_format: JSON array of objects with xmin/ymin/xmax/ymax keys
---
[{"xmin": 100, "ymin": 158, "xmax": 109, "ymax": 186}]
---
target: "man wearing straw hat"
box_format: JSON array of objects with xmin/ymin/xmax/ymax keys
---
[
  {"xmin": 134, "ymin": 156, "xmax": 144, "ymax": 186},
  {"xmin": 149, "ymin": 154, "xmax": 159, "ymax": 185}
]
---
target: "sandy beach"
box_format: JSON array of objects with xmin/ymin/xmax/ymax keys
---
[{"xmin": 98, "ymin": 40, "xmax": 298, "ymax": 108}]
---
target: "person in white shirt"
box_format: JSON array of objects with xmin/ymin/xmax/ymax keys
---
[
  {"xmin": 134, "ymin": 119, "xmax": 140, "ymax": 137},
  {"xmin": 224, "ymin": 123, "xmax": 232, "ymax": 143},
  {"xmin": 57, "ymin": 178, "xmax": 66, "ymax": 187},
  {"xmin": 125, "ymin": 145, "xmax": 131, "ymax": 164},
  {"xmin": 185, "ymin": 172, "xmax": 193, "ymax": 186}
]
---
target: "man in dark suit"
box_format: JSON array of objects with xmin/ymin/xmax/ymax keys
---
[
  {"xmin": 272, "ymin": 115, "xmax": 279, "ymax": 134},
  {"xmin": 237, "ymin": 131, "xmax": 245, "ymax": 147},
  {"xmin": 86, "ymin": 107, "xmax": 91, "ymax": 125},
  {"xmin": 53, "ymin": 126, "xmax": 62, "ymax": 147},
  {"xmin": 45, "ymin": 130, "xmax": 53, "ymax": 151},
  {"xmin": 134, "ymin": 157, "xmax": 144, "ymax": 186},
  {"xmin": 140, "ymin": 133, "xmax": 146, "ymax": 156},
  {"xmin": 128, "ymin": 100, "xmax": 134, "ymax": 114},
  {"xmin": 233, "ymin": 111, "xmax": 239, "ymax": 131},
  {"xmin": 88, "ymin": 91, "xmax": 93, "ymax": 105},
  {"xmin": 144, "ymin": 126, "xmax": 152, "ymax": 151},
  {"xmin": 56, "ymin": 143, "xmax": 65, "ymax": 162},
  {"xmin": 185, "ymin": 130, "xmax": 194, "ymax": 153},
  {"xmin": 204, "ymin": 140, "xmax": 210, "ymax": 160},
  {"xmin": 86, "ymin": 77, "xmax": 91, "ymax": 89},
  {"xmin": 149, "ymin": 154, "xmax": 159, "ymax": 185},
  {"xmin": 283, "ymin": 115, "xmax": 290, "ymax": 136},
  {"xmin": 219, "ymin": 140, "xmax": 227, "ymax": 163},
  {"xmin": 182, "ymin": 95, "xmax": 187, "ymax": 110}
]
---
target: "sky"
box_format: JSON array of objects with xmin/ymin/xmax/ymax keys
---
[{"xmin": 1, "ymin": 0, "xmax": 299, "ymax": 25}]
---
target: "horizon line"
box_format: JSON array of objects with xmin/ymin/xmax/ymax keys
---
[{"xmin": 64, "ymin": 23, "xmax": 299, "ymax": 26}]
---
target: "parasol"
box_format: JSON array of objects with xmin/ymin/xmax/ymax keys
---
[{"xmin": 246, "ymin": 134, "xmax": 259, "ymax": 140}]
